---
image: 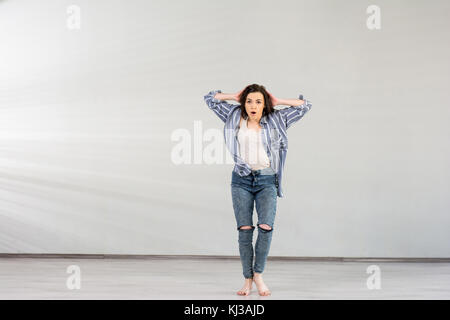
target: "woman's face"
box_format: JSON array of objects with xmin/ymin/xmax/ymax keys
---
[{"xmin": 245, "ymin": 91, "xmax": 265, "ymax": 121}]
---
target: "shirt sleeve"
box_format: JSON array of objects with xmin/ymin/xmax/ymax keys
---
[
  {"xmin": 275, "ymin": 94, "xmax": 312, "ymax": 129},
  {"xmin": 204, "ymin": 89, "xmax": 240, "ymax": 123}
]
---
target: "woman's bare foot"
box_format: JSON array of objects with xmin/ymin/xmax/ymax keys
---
[
  {"xmin": 253, "ymin": 273, "xmax": 271, "ymax": 296},
  {"xmin": 236, "ymin": 278, "xmax": 253, "ymax": 296}
]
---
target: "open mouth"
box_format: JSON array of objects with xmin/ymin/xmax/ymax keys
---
[{"xmin": 250, "ymin": 111, "xmax": 256, "ymax": 115}]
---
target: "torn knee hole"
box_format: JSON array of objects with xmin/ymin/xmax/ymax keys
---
[
  {"xmin": 239, "ymin": 225, "xmax": 254, "ymax": 230},
  {"xmin": 258, "ymin": 224, "xmax": 272, "ymax": 231}
]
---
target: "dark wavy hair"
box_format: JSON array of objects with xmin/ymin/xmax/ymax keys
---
[{"xmin": 238, "ymin": 83, "xmax": 275, "ymax": 120}]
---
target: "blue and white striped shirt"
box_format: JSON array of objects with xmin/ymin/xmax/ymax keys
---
[{"xmin": 204, "ymin": 90, "xmax": 312, "ymax": 198}]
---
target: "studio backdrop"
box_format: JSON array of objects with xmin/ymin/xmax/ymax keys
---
[{"xmin": 0, "ymin": 0, "xmax": 449, "ymax": 257}]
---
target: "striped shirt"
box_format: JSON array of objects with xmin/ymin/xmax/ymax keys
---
[{"xmin": 203, "ymin": 89, "xmax": 312, "ymax": 198}]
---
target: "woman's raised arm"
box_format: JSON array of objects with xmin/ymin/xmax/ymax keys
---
[
  {"xmin": 203, "ymin": 89, "xmax": 241, "ymax": 123},
  {"xmin": 273, "ymin": 94, "xmax": 312, "ymax": 129}
]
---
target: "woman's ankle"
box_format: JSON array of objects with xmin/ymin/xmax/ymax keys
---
[{"xmin": 253, "ymin": 272, "xmax": 263, "ymax": 279}]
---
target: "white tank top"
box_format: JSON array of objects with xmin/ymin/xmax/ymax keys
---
[{"xmin": 237, "ymin": 117, "xmax": 270, "ymax": 170}]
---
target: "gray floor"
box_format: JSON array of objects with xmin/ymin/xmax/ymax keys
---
[{"xmin": 0, "ymin": 257, "xmax": 449, "ymax": 299}]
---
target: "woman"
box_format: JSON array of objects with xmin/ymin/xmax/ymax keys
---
[{"xmin": 203, "ymin": 84, "xmax": 312, "ymax": 296}]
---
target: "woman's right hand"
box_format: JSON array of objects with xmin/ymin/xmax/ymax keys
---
[{"xmin": 234, "ymin": 88, "xmax": 245, "ymax": 102}]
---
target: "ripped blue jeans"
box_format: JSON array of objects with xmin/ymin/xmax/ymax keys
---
[{"xmin": 230, "ymin": 166, "xmax": 279, "ymax": 279}]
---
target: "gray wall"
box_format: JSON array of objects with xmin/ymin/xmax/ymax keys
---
[{"xmin": 0, "ymin": 0, "xmax": 449, "ymax": 257}]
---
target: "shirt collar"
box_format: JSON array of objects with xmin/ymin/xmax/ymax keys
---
[{"xmin": 260, "ymin": 114, "xmax": 268, "ymax": 124}]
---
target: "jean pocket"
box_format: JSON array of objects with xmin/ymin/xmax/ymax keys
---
[{"xmin": 231, "ymin": 172, "xmax": 242, "ymax": 185}]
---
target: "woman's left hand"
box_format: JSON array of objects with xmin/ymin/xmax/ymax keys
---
[{"xmin": 267, "ymin": 91, "xmax": 279, "ymax": 106}]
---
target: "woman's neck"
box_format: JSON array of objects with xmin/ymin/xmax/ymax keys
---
[
  {"xmin": 247, "ymin": 116, "xmax": 261, "ymax": 124},
  {"xmin": 246, "ymin": 117, "xmax": 262, "ymax": 130}
]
